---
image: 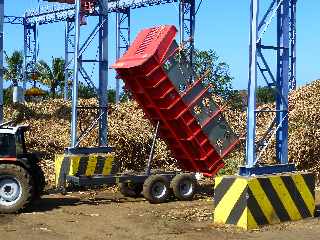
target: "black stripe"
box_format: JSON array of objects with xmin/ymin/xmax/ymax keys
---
[
  {"xmin": 247, "ymin": 187, "xmax": 269, "ymax": 225},
  {"xmin": 226, "ymin": 186, "xmax": 248, "ymax": 224},
  {"xmin": 281, "ymin": 176, "xmax": 312, "ymax": 218},
  {"xmin": 302, "ymin": 173, "xmax": 315, "ymax": 198},
  {"xmin": 77, "ymin": 156, "xmax": 89, "ymax": 176},
  {"xmin": 58, "ymin": 157, "xmax": 70, "ymax": 187},
  {"xmin": 214, "ymin": 178, "xmax": 236, "ymax": 207},
  {"xmin": 257, "ymin": 178, "xmax": 291, "ymax": 221},
  {"xmin": 95, "ymin": 156, "xmax": 105, "ymax": 174}
]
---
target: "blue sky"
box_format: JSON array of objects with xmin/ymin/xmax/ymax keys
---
[{"xmin": 3, "ymin": 0, "xmax": 320, "ymax": 91}]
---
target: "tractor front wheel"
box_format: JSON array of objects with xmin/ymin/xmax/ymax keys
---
[{"xmin": 0, "ymin": 164, "xmax": 34, "ymax": 213}]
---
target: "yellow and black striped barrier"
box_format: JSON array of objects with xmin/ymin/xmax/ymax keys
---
[
  {"xmin": 55, "ymin": 153, "xmax": 115, "ymax": 187},
  {"xmin": 214, "ymin": 172, "xmax": 315, "ymax": 230}
]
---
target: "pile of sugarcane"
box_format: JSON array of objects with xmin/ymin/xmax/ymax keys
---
[
  {"xmin": 4, "ymin": 79, "xmax": 320, "ymax": 186},
  {"xmin": 4, "ymin": 99, "xmax": 175, "ymax": 186},
  {"xmin": 221, "ymin": 80, "xmax": 320, "ymax": 180}
]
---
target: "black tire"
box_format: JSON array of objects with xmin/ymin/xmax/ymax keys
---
[
  {"xmin": 31, "ymin": 163, "xmax": 46, "ymax": 197},
  {"xmin": 119, "ymin": 181, "xmax": 143, "ymax": 198},
  {"xmin": 170, "ymin": 174, "xmax": 197, "ymax": 201},
  {"xmin": 0, "ymin": 164, "xmax": 34, "ymax": 213},
  {"xmin": 143, "ymin": 175, "xmax": 170, "ymax": 204}
]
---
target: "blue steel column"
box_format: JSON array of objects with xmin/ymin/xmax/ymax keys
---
[
  {"xmin": 189, "ymin": 0, "xmax": 195, "ymax": 67},
  {"xmin": 276, "ymin": 0, "xmax": 290, "ymax": 164},
  {"xmin": 70, "ymin": 0, "xmax": 81, "ymax": 147},
  {"xmin": 179, "ymin": 1, "xmax": 184, "ymax": 44},
  {"xmin": 64, "ymin": 19, "xmax": 75, "ymax": 101},
  {"xmin": 64, "ymin": 20, "xmax": 69, "ymax": 100},
  {"xmin": 23, "ymin": 22, "xmax": 37, "ymax": 90},
  {"xmin": 115, "ymin": 8, "xmax": 130, "ymax": 104},
  {"xmin": 179, "ymin": 0, "xmax": 195, "ymax": 67},
  {"xmin": 98, "ymin": 0, "xmax": 108, "ymax": 146},
  {"xmin": 245, "ymin": 0, "xmax": 259, "ymax": 167},
  {"xmin": 115, "ymin": 11, "xmax": 120, "ymax": 104},
  {"xmin": 23, "ymin": 19, "xmax": 27, "ymax": 91},
  {"xmin": 290, "ymin": 0, "xmax": 297, "ymax": 90},
  {"xmin": 0, "ymin": 0, "xmax": 3, "ymax": 123}
]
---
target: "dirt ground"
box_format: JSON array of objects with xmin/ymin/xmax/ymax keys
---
[{"xmin": 0, "ymin": 187, "xmax": 320, "ymax": 240}]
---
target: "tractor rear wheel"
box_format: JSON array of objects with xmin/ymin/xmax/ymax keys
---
[
  {"xmin": 31, "ymin": 163, "xmax": 46, "ymax": 198},
  {"xmin": 0, "ymin": 164, "xmax": 34, "ymax": 213}
]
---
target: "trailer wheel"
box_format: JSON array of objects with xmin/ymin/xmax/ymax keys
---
[
  {"xmin": 0, "ymin": 164, "xmax": 34, "ymax": 213},
  {"xmin": 143, "ymin": 175, "xmax": 170, "ymax": 204},
  {"xmin": 171, "ymin": 174, "xmax": 197, "ymax": 201},
  {"xmin": 119, "ymin": 181, "xmax": 143, "ymax": 198}
]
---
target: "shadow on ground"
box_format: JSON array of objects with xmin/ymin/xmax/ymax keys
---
[
  {"xmin": 23, "ymin": 182, "xmax": 214, "ymax": 213},
  {"xmin": 24, "ymin": 193, "xmax": 146, "ymax": 213}
]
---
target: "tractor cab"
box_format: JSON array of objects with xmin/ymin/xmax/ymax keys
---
[
  {"xmin": 0, "ymin": 124, "xmax": 46, "ymax": 213},
  {"xmin": 0, "ymin": 125, "xmax": 29, "ymax": 159}
]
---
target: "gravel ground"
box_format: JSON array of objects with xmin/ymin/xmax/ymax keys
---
[{"xmin": 0, "ymin": 188, "xmax": 319, "ymax": 240}]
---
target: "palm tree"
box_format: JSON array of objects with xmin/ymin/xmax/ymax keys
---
[
  {"xmin": 4, "ymin": 51, "xmax": 24, "ymax": 86},
  {"xmin": 36, "ymin": 58, "xmax": 65, "ymax": 98}
]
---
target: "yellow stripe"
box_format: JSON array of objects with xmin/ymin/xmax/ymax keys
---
[
  {"xmin": 69, "ymin": 156, "xmax": 81, "ymax": 175},
  {"xmin": 215, "ymin": 178, "xmax": 248, "ymax": 223},
  {"xmin": 249, "ymin": 179, "xmax": 280, "ymax": 223},
  {"xmin": 270, "ymin": 176, "xmax": 301, "ymax": 220},
  {"xmin": 292, "ymin": 174, "xmax": 315, "ymax": 216},
  {"xmin": 214, "ymin": 176, "xmax": 223, "ymax": 189},
  {"xmin": 54, "ymin": 155, "xmax": 64, "ymax": 186},
  {"xmin": 102, "ymin": 154, "xmax": 114, "ymax": 175},
  {"xmin": 247, "ymin": 208, "xmax": 258, "ymax": 230},
  {"xmin": 237, "ymin": 207, "xmax": 248, "ymax": 230},
  {"xmin": 86, "ymin": 155, "xmax": 98, "ymax": 176}
]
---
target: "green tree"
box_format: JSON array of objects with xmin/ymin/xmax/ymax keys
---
[
  {"xmin": 78, "ymin": 82, "xmax": 97, "ymax": 99},
  {"xmin": 4, "ymin": 51, "xmax": 24, "ymax": 86},
  {"xmin": 193, "ymin": 49, "xmax": 233, "ymax": 99},
  {"xmin": 256, "ymin": 86, "xmax": 275, "ymax": 104},
  {"xmin": 36, "ymin": 58, "xmax": 65, "ymax": 98},
  {"xmin": 3, "ymin": 87, "xmax": 13, "ymax": 105},
  {"xmin": 227, "ymin": 90, "xmax": 244, "ymax": 110},
  {"xmin": 108, "ymin": 89, "xmax": 116, "ymax": 104}
]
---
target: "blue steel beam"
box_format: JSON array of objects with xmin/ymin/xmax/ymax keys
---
[
  {"xmin": 98, "ymin": 0, "xmax": 108, "ymax": 146},
  {"xmin": 25, "ymin": 0, "xmax": 177, "ymax": 26},
  {"xmin": 179, "ymin": 0, "xmax": 195, "ymax": 78},
  {"xmin": 23, "ymin": 21, "xmax": 38, "ymax": 90},
  {"xmin": 25, "ymin": 5, "xmax": 75, "ymax": 25},
  {"xmin": 70, "ymin": 0, "xmax": 81, "ymax": 148},
  {"xmin": 70, "ymin": 0, "xmax": 110, "ymax": 148},
  {"xmin": 0, "ymin": 0, "xmax": 3, "ymax": 123},
  {"xmin": 276, "ymin": 0, "xmax": 290, "ymax": 164},
  {"xmin": 4, "ymin": 16, "xmax": 24, "ymax": 25},
  {"xmin": 108, "ymin": 0, "xmax": 177, "ymax": 11},
  {"xmin": 245, "ymin": 0, "xmax": 259, "ymax": 168},
  {"xmin": 64, "ymin": 19, "xmax": 75, "ymax": 100},
  {"xmin": 290, "ymin": 0, "xmax": 297, "ymax": 90}
]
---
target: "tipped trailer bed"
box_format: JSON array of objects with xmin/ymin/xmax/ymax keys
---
[{"xmin": 112, "ymin": 25, "xmax": 240, "ymax": 176}]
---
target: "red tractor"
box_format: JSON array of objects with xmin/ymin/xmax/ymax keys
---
[{"xmin": 0, "ymin": 123, "xmax": 45, "ymax": 213}]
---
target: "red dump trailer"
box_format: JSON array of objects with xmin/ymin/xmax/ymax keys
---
[
  {"xmin": 113, "ymin": 25, "xmax": 240, "ymax": 176},
  {"xmin": 0, "ymin": 25, "xmax": 241, "ymax": 213}
]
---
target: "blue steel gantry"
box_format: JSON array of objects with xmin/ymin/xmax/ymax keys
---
[
  {"xmin": 0, "ymin": 0, "xmax": 198, "ymax": 152},
  {"xmin": 241, "ymin": 0, "xmax": 297, "ymax": 175}
]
